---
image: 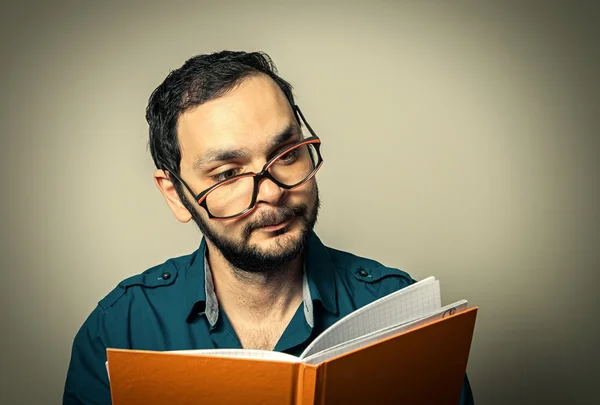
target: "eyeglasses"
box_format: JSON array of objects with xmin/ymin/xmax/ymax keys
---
[{"xmin": 167, "ymin": 105, "xmax": 324, "ymax": 220}]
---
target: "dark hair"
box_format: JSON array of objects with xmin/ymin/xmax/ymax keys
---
[{"xmin": 145, "ymin": 50, "xmax": 295, "ymax": 181}]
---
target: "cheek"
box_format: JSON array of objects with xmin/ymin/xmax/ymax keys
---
[
  {"xmin": 217, "ymin": 214, "xmax": 251, "ymax": 235},
  {"xmin": 294, "ymin": 179, "xmax": 318, "ymax": 203}
]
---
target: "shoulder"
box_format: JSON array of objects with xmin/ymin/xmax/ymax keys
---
[
  {"xmin": 65, "ymin": 252, "xmax": 195, "ymax": 403},
  {"xmin": 326, "ymin": 245, "xmax": 416, "ymax": 301},
  {"xmin": 69, "ymin": 251, "xmax": 198, "ymax": 353},
  {"xmin": 97, "ymin": 251, "xmax": 194, "ymax": 312}
]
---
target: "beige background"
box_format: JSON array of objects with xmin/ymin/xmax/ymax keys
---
[{"xmin": 1, "ymin": 1, "xmax": 598, "ymax": 404}]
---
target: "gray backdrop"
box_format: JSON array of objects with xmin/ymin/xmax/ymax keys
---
[{"xmin": 1, "ymin": 1, "xmax": 598, "ymax": 404}]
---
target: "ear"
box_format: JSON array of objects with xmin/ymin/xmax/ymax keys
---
[{"xmin": 153, "ymin": 169, "xmax": 193, "ymax": 223}]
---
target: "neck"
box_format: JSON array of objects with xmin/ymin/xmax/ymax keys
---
[{"xmin": 205, "ymin": 241, "xmax": 304, "ymax": 322}]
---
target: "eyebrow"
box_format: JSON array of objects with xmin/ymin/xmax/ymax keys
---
[
  {"xmin": 193, "ymin": 148, "xmax": 251, "ymax": 170},
  {"xmin": 192, "ymin": 122, "xmax": 300, "ymax": 170},
  {"xmin": 266, "ymin": 123, "xmax": 300, "ymax": 157}
]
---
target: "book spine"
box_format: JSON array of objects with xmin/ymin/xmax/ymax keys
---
[
  {"xmin": 313, "ymin": 363, "xmax": 326, "ymax": 405},
  {"xmin": 295, "ymin": 364, "xmax": 318, "ymax": 405}
]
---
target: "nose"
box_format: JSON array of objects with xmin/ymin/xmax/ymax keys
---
[{"xmin": 255, "ymin": 176, "xmax": 286, "ymax": 206}]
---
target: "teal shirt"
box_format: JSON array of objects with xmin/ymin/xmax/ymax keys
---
[{"xmin": 63, "ymin": 232, "xmax": 474, "ymax": 404}]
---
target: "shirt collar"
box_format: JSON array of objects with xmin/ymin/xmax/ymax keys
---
[
  {"xmin": 183, "ymin": 237, "xmax": 208, "ymax": 323},
  {"xmin": 303, "ymin": 231, "xmax": 338, "ymax": 314},
  {"xmin": 184, "ymin": 231, "xmax": 338, "ymax": 323}
]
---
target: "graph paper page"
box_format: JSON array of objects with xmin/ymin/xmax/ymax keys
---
[
  {"xmin": 302, "ymin": 299, "xmax": 468, "ymax": 365},
  {"xmin": 300, "ymin": 276, "xmax": 441, "ymax": 359}
]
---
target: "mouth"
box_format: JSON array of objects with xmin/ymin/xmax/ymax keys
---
[{"xmin": 257, "ymin": 217, "xmax": 294, "ymax": 233}]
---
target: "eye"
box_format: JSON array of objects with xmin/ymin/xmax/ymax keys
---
[
  {"xmin": 277, "ymin": 148, "xmax": 299, "ymax": 164},
  {"xmin": 211, "ymin": 168, "xmax": 240, "ymax": 182}
]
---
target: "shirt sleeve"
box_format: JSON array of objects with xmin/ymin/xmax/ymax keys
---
[
  {"xmin": 63, "ymin": 306, "xmax": 114, "ymax": 405},
  {"xmin": 459, "ymin": 373, "xmax": 475, "ymax": 405}
]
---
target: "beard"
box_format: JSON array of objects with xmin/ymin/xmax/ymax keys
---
[{"xmin": 179, "ymin": 184, "xmax": 320, "ymax": 275}]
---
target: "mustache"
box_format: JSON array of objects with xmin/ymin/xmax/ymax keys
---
[{"xmin": 243, "ymin": 204, "xmax": 308, "ymax": 237}]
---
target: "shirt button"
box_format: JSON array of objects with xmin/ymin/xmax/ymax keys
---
[
  {"xmin": 161, "ymin": 272, "xmax": 171, "ymax": 280},
  {"xmin": 358, "ymin": 268, "xmax": 369, "ymax": 277}
]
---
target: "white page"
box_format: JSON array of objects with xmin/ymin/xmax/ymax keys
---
[
  {"xmin": 167, "ymin": 348, "xmax": 300, "ymax": 362},
  {"xmin": 300, "ymin": 276, "xmax": 441, "ymax": 359},
  {"xmin": 105, "ymin": 348, "xmax": 299, "ymax": 379},
  {"xmin": 301, "ymin": 299, "xmax": 468, "ymax": 365}
]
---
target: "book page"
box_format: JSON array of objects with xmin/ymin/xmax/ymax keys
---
[
  {"xmin": 300, "ymin": 276, "xmax": 441, "ymax": 359},
  {"xmin": 301, "ymin": 299, "xmax": 468, "ymax": 365},
  {"xmin": 106, "ymin": 349, "xmax": 299, "ymax": 378},
  {"xmin": 167, "ymin": 349, "xmax": 300, "ymax": 362}
]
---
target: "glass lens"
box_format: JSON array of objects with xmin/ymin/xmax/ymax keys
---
[
  {"xmin": 268, "ymin": 142, "xmax": 318, "ymax": 187},
  {"xmin": 205, "ymin": 175, "xmax": 254, "ymax": 218},
  {"xmin": 203, "ymin": 142, "xmax": 319, "ymax": 218}
]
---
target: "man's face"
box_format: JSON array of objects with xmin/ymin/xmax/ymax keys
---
[{"xmin": 175, "ymin": 74, "xmax": 320, "ymax": 273}]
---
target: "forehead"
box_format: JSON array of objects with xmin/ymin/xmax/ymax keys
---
[{"xmin": 177, "ymin": 74, "xmax": 295, "ymax": 163}]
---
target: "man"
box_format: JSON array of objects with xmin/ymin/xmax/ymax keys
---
[{"xmin": 63, "ymin": 50, "xmax": 474, "ymax": 404}]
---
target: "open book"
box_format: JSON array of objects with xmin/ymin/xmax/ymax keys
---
[{"xmin": 106, "ymin": 276, "xmax": 478, "ymax": 405}]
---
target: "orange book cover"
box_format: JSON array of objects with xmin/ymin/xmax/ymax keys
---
[{"xmin": 107, "ymin": 307, "xmax": 477, "ymax": 405}]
